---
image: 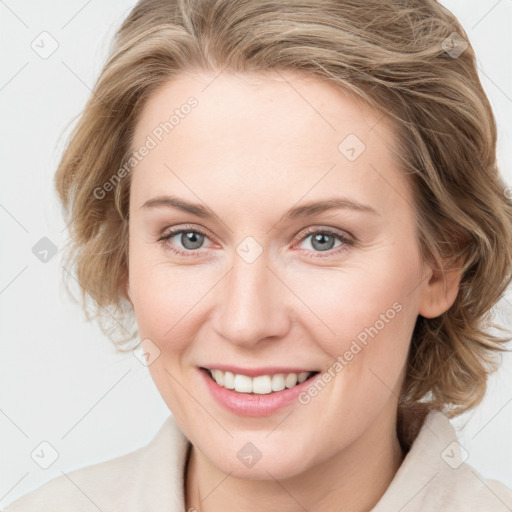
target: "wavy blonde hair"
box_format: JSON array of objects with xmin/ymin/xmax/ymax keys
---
[{"xmin": 55, "ymin": 0, "xmax": 512, "ymax": 418}]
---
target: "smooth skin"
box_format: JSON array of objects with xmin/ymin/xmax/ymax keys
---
[{"xmin": 125, "ymin": 70, "xmax": 461, "ymax": 512}]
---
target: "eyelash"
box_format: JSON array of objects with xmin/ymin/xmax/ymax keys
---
[{"xmin": 157, "ymin": 224, "xmax": 355, "ymax": 259}]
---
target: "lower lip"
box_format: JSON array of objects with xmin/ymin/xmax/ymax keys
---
[{"xmin": 199, "ymin": 368, "xmax": 320, "ymax": 417}]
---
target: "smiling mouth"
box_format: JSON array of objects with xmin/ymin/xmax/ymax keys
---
[{"xmin": 201, "ymin": 367, "xmax": 320, "ymax": 394}]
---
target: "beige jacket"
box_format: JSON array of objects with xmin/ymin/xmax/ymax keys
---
[{"xmin": 3, "ymin": 409, "xmax": 512, "ymax": 511}]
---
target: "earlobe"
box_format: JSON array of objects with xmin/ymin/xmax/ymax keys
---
[{"xmin": 418, "ymin": 264, "xmax": 463, "ymax": 319}]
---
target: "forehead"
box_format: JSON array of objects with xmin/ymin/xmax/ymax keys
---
[
  {"xmin": 129, "ymin": 70, "xmax": 411, "ymax": 219},
  {"xmin": 133, "ymin": 69, "xmax": 388, "ymax": 151}
]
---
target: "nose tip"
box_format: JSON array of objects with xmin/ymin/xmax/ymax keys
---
[{"xmin": 212, "ymin": 255, "xmax": 291, "ymax": 347}]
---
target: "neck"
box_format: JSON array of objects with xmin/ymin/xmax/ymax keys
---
[{"xmin": 185, "ymin": 403, "xmax": 405, "ymax": 512}]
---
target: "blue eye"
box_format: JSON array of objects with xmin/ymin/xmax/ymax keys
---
[
  {"xmin": 295, "ymin": 228, "xmax": 354, "ymax": 258},
  {"xmin": 157, "ymin": 227, "xmax": 210, "ymax": 258},
  {"xmin": 157, "ymin": 225, "xmax": 354, "ymax": 258}
]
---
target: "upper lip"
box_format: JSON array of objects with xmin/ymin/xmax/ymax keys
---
[{"xmin": 200, "ymin": 365, "xmax": 320, "ymax": 377}]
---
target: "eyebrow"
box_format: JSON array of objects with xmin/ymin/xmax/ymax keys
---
[{"xmin": 140, "ymin": 195, "xmax": 379, "ymax": 219}]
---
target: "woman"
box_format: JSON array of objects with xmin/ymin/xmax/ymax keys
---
[{"xmin": 4, "ymin": 0, "xmax": 512, "ymax": 510}]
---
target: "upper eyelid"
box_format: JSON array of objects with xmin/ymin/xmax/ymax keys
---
[{"xmin": 159, "ymin": 225, "xmax": 216, "ymax": 244}]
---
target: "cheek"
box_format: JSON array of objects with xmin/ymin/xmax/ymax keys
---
[
  {"xmin": 291, "ymin": 264, "xmax": 418, "ymax": 438},
  {"xmin": 129, "ymin": 271, "xmax": 195, "ymax": 341},
  {"xmin": 287, "ymin": 253, "xmax": 419, "ymax": 361},
  {"xmin": 128, "ymin": 249, "xmax": 220, "ymax": 358}
]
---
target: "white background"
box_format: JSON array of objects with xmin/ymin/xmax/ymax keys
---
[{"xmin": 1, "ymin": 0, "xmax": 511, "ymax": 508}]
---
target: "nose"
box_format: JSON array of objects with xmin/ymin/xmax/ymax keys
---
[{"xmin": 212, "ymin": 247, "xmax": 292, "ymax": 348}]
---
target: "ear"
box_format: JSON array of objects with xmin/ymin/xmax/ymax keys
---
[{"xmin": 418, "ymin": 261, "xmax": 463, "ymax": 319}]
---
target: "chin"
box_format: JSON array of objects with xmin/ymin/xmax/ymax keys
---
[{"xmin": 202, "ymin": 437, "xmax": 318, "ymax": 481}]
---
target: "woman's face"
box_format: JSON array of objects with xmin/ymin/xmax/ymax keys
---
[{"xmin": 126, "ymin": 70, "xmax": 444, "ymax": 479}]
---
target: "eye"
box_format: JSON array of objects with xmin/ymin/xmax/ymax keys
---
[
  {"xmin": 157, "ymin": 225, "xmax": 212, "ymax": 258},
  {"xmin": 294, "ymin": 227, "xmax": 354, "ymax": 257}
]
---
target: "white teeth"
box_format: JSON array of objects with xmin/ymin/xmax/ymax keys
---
[
  {"xmin": 271, "ymin": 373, "xmax": 286, "ymax": 392},
  {"xmin": 284, "ymin": 373, "xmax": 297, "ymax": 388},
  {"xmin": 234, "ymin": 374, "xmax": 253, "ymax": 393},
  {"xmin": 211, "ymin": 369, "xmax": 224, "ymax": 386},
  {"xmin": 298, "ymin": 372, "xmax": 310, "ymax": 383},
  {"xmin": 223, "ymin": 371, "xmax": 235, "ymax": 389},
  {"xmin": 208, "ymin": 369, "xmax": 314, "ymax": 393}
]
